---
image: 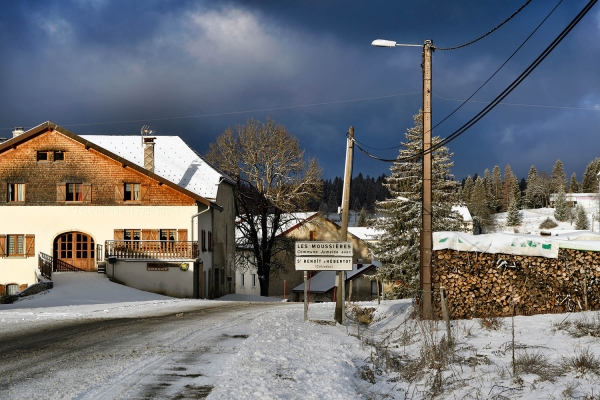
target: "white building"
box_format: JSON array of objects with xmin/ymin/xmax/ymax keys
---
[{"xmin": 0, "ymin": 122, "xmax": 236, "ymax": 298}]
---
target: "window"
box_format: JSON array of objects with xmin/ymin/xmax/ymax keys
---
[
  {"xmin": 66, "ymin": 183, "xmax": 83, "ymax": 202},
  {"xmin": 7, "ymin": 183, "xmax": 25, "ymax": 202},
  {"xmin": 201, "ymin": 230, "xmax": 206, "ymax": 252},
  {"xmin": 240, "ymin": 273, "xmax": 245, "ymax": 287},
  {"xmin": 252, "ymin": 274, "xmax": 257, "ymax": 288},
  {"xmin": 371, "ymin": 280, "xmax": 379, "ymax": 295},
  {"xmin": 124, "ymin": 229, "xmax": 141, "ymax": 241},
  {"xmin": 7, "ymin": 235, "xmax": 24, "ymax": 256},
  {"xmin": 124, "ymin": 183, "xmax": 141, "ymax": 201},
  {"xmin": 37, "ymin": 151, "xmax": 50, "ymax": 162},
  {"xmin": 309, "ymin": 230, "xmax": 317, "ymax": 241},
  {"xmin": 208, "ymin": 231, "xmax": 213, "ymax": 252},
  {"xmin": 54, "ymin": 151, "xmax": 65, "ymax": 162},
  {"xmin": 160, "ymin": 229, "xmax": 176, "ymax": 241}
]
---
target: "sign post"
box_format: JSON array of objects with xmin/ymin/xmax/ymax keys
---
[{"xmin": 295, "ymin": 241, "xmax": 353, "ymax": 323}]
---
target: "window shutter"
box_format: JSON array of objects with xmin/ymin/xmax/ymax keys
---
[
  {"xmin": 25, "ymin": 234, "xmax": 35, "ymax": 257},
  {"xmin": 149, "ymin": 229, "xmax": 159, "ymax": 240},
  {"xmin": 201, "ymin": 230, "xmax": 206, "ymax": 252},
  {"xmin": 0, "ymin": 235, "xmax": 5, "ymax": 258},
  {"xmin": 177, "ymin": 229, "xmax": 188, "ymax": 241},
  {"xmin": 82, "ymin": 183, "xmax": 92, "ymax": 204},
  {"xmin": 140, "ymin": 185, "xmax": 149, "ymax": 203},
  {"xmin": 208, "ymin": 231, "xmax": 213, "ymax": 252},
  {"xmin": 114, "ymin": 229, "xmax": 124, "ymax": 240},
  {"xmin": 115, "ymin": 185, "xmax": 124, "ymax": 204},
  {"xmin": 56, "ymin": 184, "xmax": 66, "ymax": 202}
]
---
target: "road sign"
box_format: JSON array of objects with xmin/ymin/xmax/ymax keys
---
[
  {"xmin": 295, "ymin": 241, "xmax": 353, "ymax": 257},
  {"xmin": 295, "ymin": 256, "xmax": 353, "ymax": 271}
]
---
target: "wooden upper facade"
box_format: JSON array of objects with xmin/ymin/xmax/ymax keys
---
[{"xmin": 0, "ymin": 122, "xmax": 212, "ymax": 207}]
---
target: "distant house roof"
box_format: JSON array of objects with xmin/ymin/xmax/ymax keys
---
[
  {"xmin": 452, "ymin": 205, "xmax": 472, "ymax": 222},
  {"xmin": 293, "ymin": 261, "xmax": 381, "ymax": 293},
  {"xmin": 81, "ymin": 135, "xmax": 234, "ymax": 201},
  {"xmin": 347, "ymin": 226, "xmax": 384, "ymax": 241}
]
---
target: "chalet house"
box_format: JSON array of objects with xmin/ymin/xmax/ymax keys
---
[
  {"xmin": 0, "ymin": 122, "xmax": 236, "ymax": 298},
  {"xmin": 292, "ymin": 261, "xmax": 383, "ymax": 303},
  {"xmin": 235, "ymin": 212, "xmax": 373, "ymax": 300}
]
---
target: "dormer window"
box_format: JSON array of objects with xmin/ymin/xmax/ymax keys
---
[
  {"xmin": 66, "ymin": 183, "xmax": 83, "ymax": 202},
  {"xmin": 124, "ymin": 183, "xmax": 141, "ymax": 201},
  {"xmin": 7, "ymin": 183, "xmax": 25, "ymax": 202}
]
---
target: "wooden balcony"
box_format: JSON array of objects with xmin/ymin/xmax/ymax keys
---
[{"xmin": 105, "ymin": 240, "xmax": 199, "ymax": 260}]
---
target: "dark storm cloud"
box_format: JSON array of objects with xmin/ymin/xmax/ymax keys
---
[{"xmin": 1, "ymin": 0, "xmax": 599, "ymax": 182}]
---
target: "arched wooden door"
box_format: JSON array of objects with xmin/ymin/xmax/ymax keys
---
[{"xmin": 53, "ymin": 232, "xmax": 96, "ymax": 271}]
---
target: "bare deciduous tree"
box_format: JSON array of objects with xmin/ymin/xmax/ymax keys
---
[{"xmin": 206, "ymin": 118, "xmax": 322, "ymax": 296}]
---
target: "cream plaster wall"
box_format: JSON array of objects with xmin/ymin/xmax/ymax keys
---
[
  {"xmin": 106, "ymin": 260, "xmax": 196, "ymax": 298},
  {"xmin": 0, "ymin": 205, "xmax": 207, "ymax": 286}
]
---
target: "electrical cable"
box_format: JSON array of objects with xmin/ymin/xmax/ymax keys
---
[
  {"xmin": 426, "ymin": 0, "xmax": 597, "ymax": 158},
  {"xmin": 430, "ymin": 0, "xmax": 563, "ymax": 133},
  {"xmin": 358, "ymin": 0, "xmax": 597, "ymax": 164},
  {"xmin": 1, "ymin": 91, "xmax": 422, "ymax": 131},
  {"xmin": 436, "ymin": 0, "xmax": 533, "ymax": 51},
  {"xmin": 355, "ymin": 0, "xmax": 561, "ymax": 152}
]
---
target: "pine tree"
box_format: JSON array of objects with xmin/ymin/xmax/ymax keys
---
[
  {"xmin": 575, "ymin": 204, "xmax": 590, "ymax": 230},
  {"xmin": 469, "ymin": 176, "xmax": 495, "ymax": 233},
  {"xmin": 551, "ymin": 159, "xmax": 566, "ymax": 192},
  {"xmin": 582, "ymin": 158, "xmax": 600, "ymax": 193},
  {"xmin": 462, "ymin": 175, "xmax": 474, "ymax": 203},
  {"xmin": 569, "ymin": 172, "xmax": 580, "ymax": 193},
  {"xmin": 491, "ymin": 166, "xmax": 502, "ymax": 212},
  {"xmin": 357, "ymin": 207, "xmax": 368, "ymax": 227},
  {"xmin": 554, "ymin": 185, "xmax": 569, "ymax": 222},
  {"xmin": 501, "ymin": 164, "xmax": 516, "ymax": 212},
  {"xmin": 506, "ymin": 178, "xmax": 522, "ymax": 226},
  {"xmin": 525, "ymin": 165, "xmax": 538, "ymax": 209},
  {"xmin": 373, "ymin": 110, "xmax": 464, "ymax": 297}
]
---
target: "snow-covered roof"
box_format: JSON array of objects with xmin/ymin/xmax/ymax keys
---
[
  {"xmin": 293, "ymin": 261, "xmax": 381, "ymax": 292},
  {"xmin": 452, "ymin": 205, "xmax": 472, "ymax": 222},
  {"xmin": 347, "ymin": 227, "xmax": 384, "ymax": 241},
  {"xmin": 80, "ymin": 135, "xmax": 232, "ymax": 200},
  {"xmin": 236, "ymin": 212, "xmax": 319, "ymax": 242}
]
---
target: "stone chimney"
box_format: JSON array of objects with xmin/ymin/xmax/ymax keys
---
[
  {"xmin": 143, "ymin": 136, "xmax": 156, "ymax": 172},
  {"xmin": 12, "ymin": 127, "xmax": 25, "ymax": 138}
]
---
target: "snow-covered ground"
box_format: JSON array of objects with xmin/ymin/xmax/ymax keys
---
[
  {"xmin": 2, "ymin": 272, "xmax": 600, "ymax": 399},
  {"xmin": 494, "ymin": 206, "xmax": 599, "ymax": 236}
]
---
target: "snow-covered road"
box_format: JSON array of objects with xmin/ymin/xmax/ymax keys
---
[{"xmin": 0, "ymin": 300, "xmax": 284, "ymax": 399}]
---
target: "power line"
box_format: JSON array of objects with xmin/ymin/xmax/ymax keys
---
[
  {"xmin": 1, "ymin": 91, "xmax": 422, "ymax": 131},
  {"xmin": 436, "ymin": 0, "xmax": 533, "ymax": 51},
  {"xmin": 434, "ymin": 93, "xmax": 600, "ymax": 112},
  {"xmin": 431, "ymin": 0, "xmax": 563, "ymax": 132},
  {"xmin": 358, "ymin": 0, "xmax": 598, "ymax": 164},
  {"xmin": 355, "ymin": 0, "xmax": 562, "ymax": 152},
  {"xmin": 425, "ymin": 0, "xmax": 598, "ymax": 158}
]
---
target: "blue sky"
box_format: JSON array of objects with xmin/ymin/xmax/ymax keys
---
[{"xmin": 1, "ymin": 0, "xmax": 599, "ymax": 182}]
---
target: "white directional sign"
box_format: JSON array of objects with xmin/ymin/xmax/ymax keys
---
[
  {"xmin": 295, "ymin": 241, "xmax": 353, "ymax": 257},
  {"xmin": 295, "ymin": 256, "xmax": 353, "ymax": 271}
]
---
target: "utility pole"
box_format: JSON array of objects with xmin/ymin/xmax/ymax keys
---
[
  {"xmin": 421, "ymin": 40, "xmax": 434, "ymax": 317},
  {"xmin": 335, "ymin": 126, "xmax": 354, "ymax": 324}
]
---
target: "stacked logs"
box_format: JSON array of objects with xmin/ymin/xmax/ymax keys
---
[{"xmin": 432, "ymin": 248, "xmax": 600, "ymax": 319}]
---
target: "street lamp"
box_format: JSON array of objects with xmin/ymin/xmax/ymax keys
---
[{"xmin": 372, "ymin": 38, "xmax": 435, "ymax": 317}]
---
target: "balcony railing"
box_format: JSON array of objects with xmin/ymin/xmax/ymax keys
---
[{"xmin": 105, "ymin": 240, "xmax": 199, "ymax": 260}]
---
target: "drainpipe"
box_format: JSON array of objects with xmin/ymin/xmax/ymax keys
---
[{"xmin": 191, "ymin": 204, "xmax": 211, "ymax": 243}]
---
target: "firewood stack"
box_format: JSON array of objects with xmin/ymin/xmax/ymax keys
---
[{"xmin": 432, "ymin": 248, "xmax": 600, "ymax": 319}]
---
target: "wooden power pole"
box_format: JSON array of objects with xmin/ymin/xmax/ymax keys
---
[
  {"xmin": 335, "ymin": 126, "xmax": 354, "ymax": 324},
  {"xmin": 421, "ymin": 40, "xmax": 434, "ymax": 317}
]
